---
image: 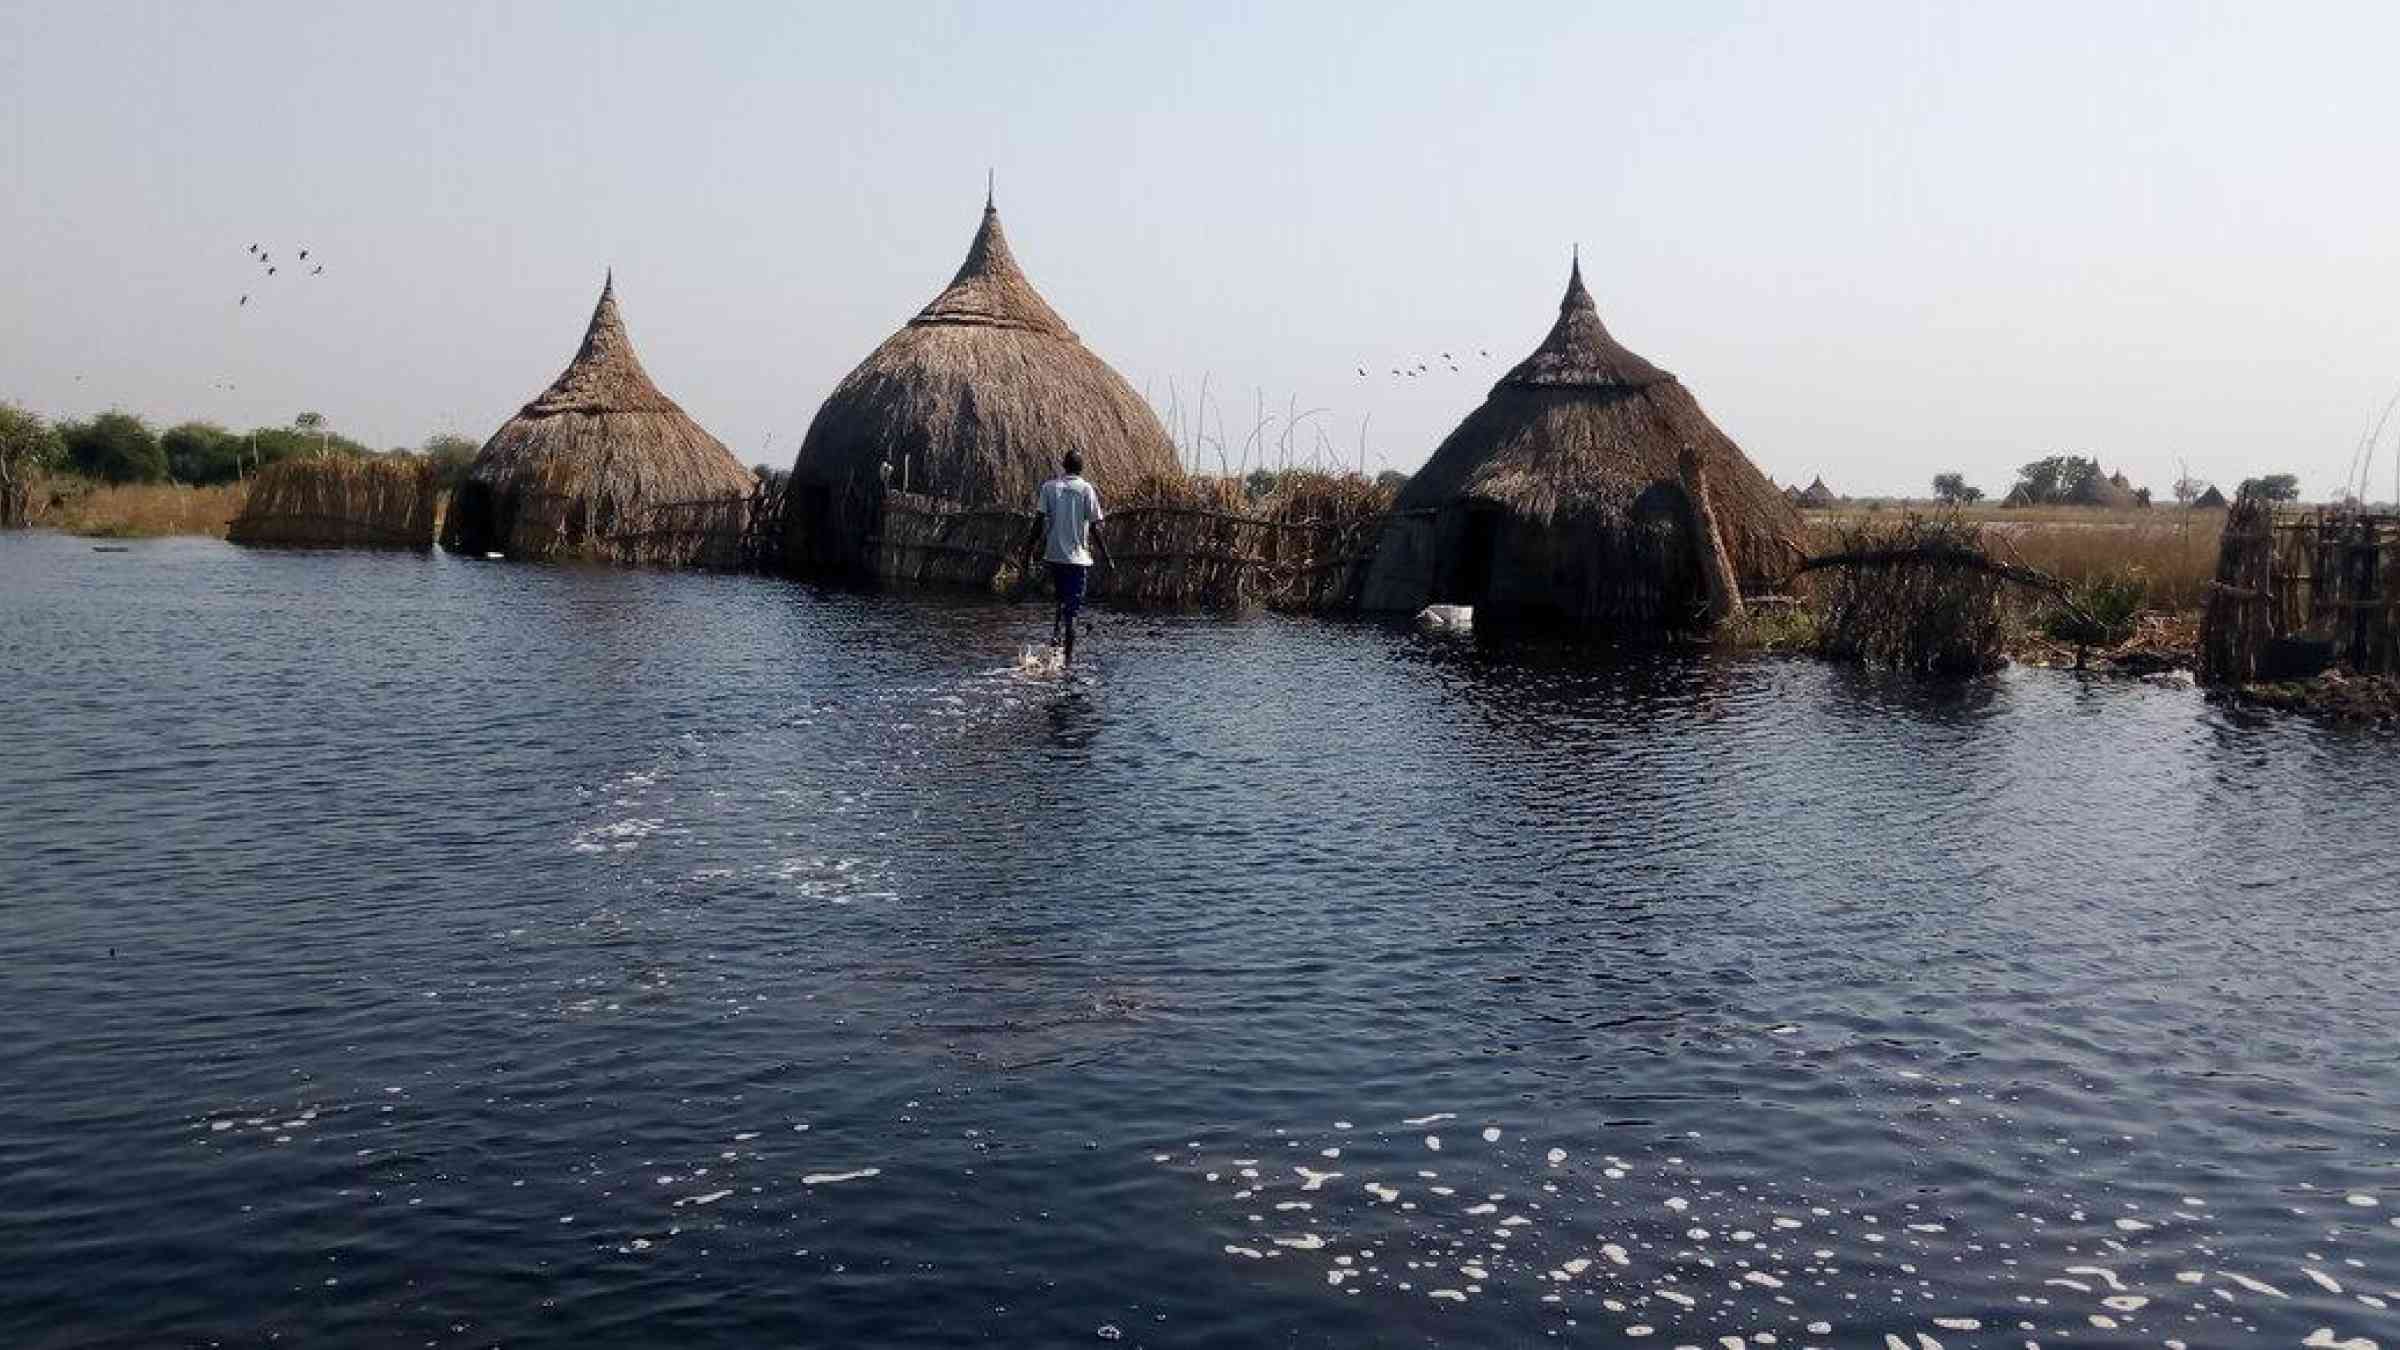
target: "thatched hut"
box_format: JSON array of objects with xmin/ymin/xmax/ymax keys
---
[
  {"xmin": 228, "ymin": 455, "xmax": 440, "ymax": 549},
  {"xmin": 1999, "ymin": 483, "xmax": 2034, "ymax": 508},
  {"xmin": 441, "ymin": 274, "xmax": 753, "ymax": 566},
  {"xmin": 2192, "ymin": 483, "xmax": 2228, "ymax": 509},
  {"xmin": 1359, "ymin": 257, "xmax": 1802, "ymax": 632},
  {"xmin": 2071, "ymin": 467, "xmax": 2143, "ymax": 509},
  {"xmin": 782, "ymin": 193, "xmax": 1182, "ymax": 582},
  {"xmin": 1795, "ymin": 476, "xmax": 1839, "ymax": 509}
]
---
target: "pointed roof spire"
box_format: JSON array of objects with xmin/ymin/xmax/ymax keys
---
[
  {"xmin": 986, "ymin": 168, "xmax": 995, "ymax": 211},
  {"xmin": 522, "ymin": 271, "xmax": 678, "ymax": 415},
  {"xmin": 1498, "ymin": 249, "xmax": 1669, "ymax": 390},
  {"xmin": 910, "ymin": 195, "xmax": 1074, "ymax": 338}
]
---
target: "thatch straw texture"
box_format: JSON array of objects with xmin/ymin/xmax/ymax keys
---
[
  {"xmin": 441, "ymin": 274, "xmax": 754, "ymax": 566},
  {"xmin": 1359, "ymin": 257, "xmax": 1803, "ymax": 632},
  {"xmin": 2071, "ymin": 469, "xmax": 2143, "ymax": 509},
  {"xmin": 782, "ymin": 196, "xmax": 1182, "ymax": 582},
  {"xmin": 2192, "ymin": 484, "xmax": 2228, "ymax": 509},
  {"xmin": 227, "ymin": 455, "xmax": 439, "ymax": 549},
  {"xmin": 1795, "ymin": 476, "xmax": 1838, "ymax": 509}
]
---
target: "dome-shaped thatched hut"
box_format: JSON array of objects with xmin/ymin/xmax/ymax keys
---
[
  {"xmin": 1359, "ymin": 257, "xmax": 1801, "ymax": 632},
  {"xmin": 2071, "ymin": 467, "xmax": 2143, "ymax": 509},
  {"xmin": 1795, "ymin": 476, "xmax": 1839, "ymax": 509},
  {"xmin": 782, "ymin": 193, "xmax": 1181, "ymax": 582},
  {"xmin": 441, "ymin": 274, "xmax": 754, "ymax": 566}
]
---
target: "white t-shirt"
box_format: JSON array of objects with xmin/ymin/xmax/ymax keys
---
[{"xmin": 1037, "ymin": 475, "xmax": 1105, "ymax": 565}]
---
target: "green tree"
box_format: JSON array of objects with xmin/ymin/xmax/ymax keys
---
[
  {"xmin": 59, "ymin": 412, "xmax": 167, "ymax": 483},
  {"xmin": 161, "ymin": 421, "xmax": 244, "ymax": 484},
  {"xmin": 1, "ymin": 401, "xmax": 63, "ymax": 526},
  {"xmin": 2237, "ymin": 473, "xmax": 2300, "ymax": 503},
  {"xmin": 1931, "ymin": 472, "xmax": 1984, "ymax": 504},
  {"xmin": 2010, "ymin": 454, "xmax": 2100, "ymax": 505},
  {"xmin": 420, "ymin": 433, "xmax": 480, "ymax": 491}
]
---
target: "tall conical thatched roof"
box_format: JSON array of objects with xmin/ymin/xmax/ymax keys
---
[
  {"xmin": 2192, "ymin": 483, "xmax": 2228, "ymax": 508},
  {"xmin": 1364, "ymin": 257, "xmax": 1801, "ymax": 624},
  {"xmin": 1796, "ymin": 475, "xmax": 1838, "ymax": 508},
  {"xmin": 783, "ymin": 194, "xmax": 1181, "ymax": 579},
  {"xmin": 441, "ymin": 274, "xmax": 754, "ymax": 565},
  {"xmin": 2072, "ymin": 466, "xmax": 2142, "ymax": 509},
  {"xmin": 1392, "ymin": 259, "xmax": 1795, "ymax": 533}
]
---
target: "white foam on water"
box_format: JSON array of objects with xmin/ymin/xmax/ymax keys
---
[
  {"xmin": 1403, "ymin": 1113, "xmax": 1456, "ymax": 1126},
  {"xmin": 1665, "ymin": 1196, "xmax": 1690, "ymax": 1212},
  {"xmin": 1562, "ymin": 1258, "xmax": 1592, "ymax": 1275},
  {"xmin": 1742, "ymin": 1272, "xmax": 1784, "ymax": 1289},
  {"xmin": 1464, "ymin": 1203, "xmax": 1497, "ymax": 1216},
  {"xmin": 1625, "ymin": 1326, "xmax": 1653, "ymax": 1337},
  {"xmin": 2063, "ymin": 1265, "xmax": 2125, "ymax": 1292},
  {"xmin": 2220, "ymin": 1271, "xmax": 2288, "ymax": 1298},
  {"xmin": 2102, "ymin": 1295, "xmax": 2148, "ymax": 1311},
  {"xmin": 1482, "ymin": 1126, "xmax": 1502, "ymax": 1143},
  {"xmin": 1602, "ymin": 1243, "xmax": 1630, "ymax": 1265},
  {"xmin": 801, "ymin": 1168, "xmax": 881, "ymax": 1186},
  {"xmin": 1430, "ymin": 1289, "xmax": 1467, "ymax": 1302},
  {"xmin": 1806, "ymin": 1323, "xmax": 1831, "ymax": 1335},
  {"xmin": 1933, "ymin": 1318, "xmax": 1980, "ymax": 1330},
  {"xmin": 1547, "ymin": 1147, "xmax": 1567, "ymax": 1165},
  {"xmin": 2302, "ymin": 1332, "xmax": 2377, "ymax": 1350},
  {"xmin": 1425, "ymin": 1135, "xmax": 1441, "ymax": 1151},
  {"xmin": 1296, "ymin": 1167, "xmax": 1339, "ymax": 1191},
  {"xmin": 686, "ymin": 1189, "xmax": 731, "ymax": 1206},
  {"xmin": 2113, "ymin": 1217, "xmax": 2152, "ymax": 1232},
  {"xmin": 2307, "ymin": 1268, "xmax": 2345, "ymax": 1294},
  {"xmin": 1366, "ymin": 1183, "xmax": 1400, "ymax": 1203},
  {"xmin": 2345, "ymin": 1194, "xmax": 2380, "ymax": 1207},
  {"xmin": 1658, "ymin": 1290, "xmax": 1696, "ymax": 1308},
  {"xmin": 1275, "ymin": 1233, "xmax": 1327, "ymax": 1250},
  {"xmin": 1225, "ymin": 1245, "xmax": 1265, "ymax": 1259}
]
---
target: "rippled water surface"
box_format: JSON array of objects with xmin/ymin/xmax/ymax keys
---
[{"xmin": 5, "ymin": 530, "xmax": 2399, "ymax": 1349}]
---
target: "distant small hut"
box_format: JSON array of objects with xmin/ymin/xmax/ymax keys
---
[
  {"xmin": 1359, "ymin": 256, "xmax": 1802, "ymax": 632},
  {"xmin": 783, "ymin": 191, "xmax": 1182, "ymax": 583},
  {"xmin": 1999, "ymin": 483, "xmax": 2034, "ymax": 508},
  {"xmin": 441, "ymin": 274, "xmax": 754, "ymax": 566},
  {"xmin": 2192, "ymin": 483, "xmax": 2228, "ymax": 509},
  {"xmin": 1795, "ymin": 476, "xmax": 1839, "ymax": 509},
  {"xmin": 229, "ymin": 455, "xmax": 439, "ymax": 549}
]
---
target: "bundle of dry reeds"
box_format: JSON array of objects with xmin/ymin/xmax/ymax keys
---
[
  {"xmin": 1806, "ymin": 513, "xmax": 2014, "ymax": 676},
  {"xmin": 227, "ymin": 456, "xmax": 439, "ymax": 549}
]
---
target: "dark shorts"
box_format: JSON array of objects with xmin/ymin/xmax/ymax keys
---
[{"xmin": 1049, "ymin": 562, "xmax": 1089, "ymax": 618}]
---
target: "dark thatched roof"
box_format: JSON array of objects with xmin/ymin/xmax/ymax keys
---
[
  {"xmin": 1376, "ymin": 256, "xmax": 1801, "ymax": 599},
  {"xmin": 784, "ymin": 194, "xmax": 1181, "ymax": 577},
  {"xmin": 441, "ymin": 273, "xmax": 754, "ymax": 564},
  {"xmin": 2071, "ymin": 467, "xmax": 2142, "ymax": 509},
  {"xmin": 1795, "ymin": 476, "xmax": 1838, "ymax": 509},
  {"xmin": 2192, "ymin": 483, "xmax": 2228, "ymax": 508}
]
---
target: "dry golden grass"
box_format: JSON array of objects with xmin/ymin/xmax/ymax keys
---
[
  {"xmin": 1805, "ymin": 506, "xmax": 2223, "ymax": 613},
  {"xmin": 52, "ymin": 480, "xmax": 249, "ymax": 538}
]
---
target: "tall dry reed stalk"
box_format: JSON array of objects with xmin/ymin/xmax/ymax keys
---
[{"xmin": 52, "ymin": 480, "xmax": 249, "ymax": 538}]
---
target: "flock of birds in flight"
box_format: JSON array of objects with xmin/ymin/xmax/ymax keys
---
[
  {"xmin": 238, "ymin": 242, "xmax": 325, "ymax": 306},
  {"xmin": 1360, "ymin": 350, "xmax": 1492, "ymax": 379}
]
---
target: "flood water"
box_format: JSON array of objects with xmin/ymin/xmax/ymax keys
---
[{"xmin": 4, "ymin": 528, "xmax": 2397, "ymax": 1349}]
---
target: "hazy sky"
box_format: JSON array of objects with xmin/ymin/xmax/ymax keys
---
[{"xmin": 6, "ymin": 2, "xmax": 2399, "ymax": 498}]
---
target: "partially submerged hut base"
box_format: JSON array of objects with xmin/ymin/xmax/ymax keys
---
[
  {"xmin": 227, "ymin": 456, "xmax": 440, "ymax": 549},
  {"xmin": 2200, "ymin": 499, "xmax": 2400, "ymax": 682}
]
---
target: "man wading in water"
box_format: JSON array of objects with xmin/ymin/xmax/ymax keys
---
[{"xmin": 1021, "ymin": 450, "xmax": 1109, "ymax": 666}]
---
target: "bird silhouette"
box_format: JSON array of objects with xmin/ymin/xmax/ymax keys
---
[
  {"xmin": 298, "ymin": 249, "xmax": 309, "ymax": 261},
  {"xmin": 247, "ymin": 243, "xmax": 258, "ymax": 254},
  {"xmin": 311, "ymin": 265, "xmax": 323, "ymax": 275},
  {"xmin": 239, "ymin": 295, "xmax": 248, "ymax": 306},
  {"xmin": 267, "ymin": 267, "xmax": 276, "ymax": 276}
]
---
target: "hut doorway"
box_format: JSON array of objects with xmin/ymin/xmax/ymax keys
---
[{"xmin": 1446, "ymin": 504, "xmax": 1504, "ymax": 608}]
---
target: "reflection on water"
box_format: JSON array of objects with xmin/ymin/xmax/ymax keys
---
[{"xmin": 2, "ymin": 530, "xmax": 2397, "ymax": 1348}]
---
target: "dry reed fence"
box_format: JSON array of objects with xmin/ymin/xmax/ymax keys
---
[
  {"xmin": 841, "ymin": 470, "xmax": 1402, "ymax": 610},
  {"xmin": 2200, "ymin": 499, "xmax": 2400, "ymax": 682},
  {"xmin": 227, "ymin": 458, "xmax": 439, "ymax": 549},
  {"xmin": 484, "ymin": 485, "xmax": 757, "ymax": 568}
]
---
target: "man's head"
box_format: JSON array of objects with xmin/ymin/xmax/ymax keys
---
[{"xmin": 1061, "ymin": 450, "xmax": 1084, "ymax": 477}]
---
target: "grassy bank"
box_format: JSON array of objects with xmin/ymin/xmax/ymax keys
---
[{"xmin": 45, "ymin": 479, "xmax": 250, "ymax": 538}]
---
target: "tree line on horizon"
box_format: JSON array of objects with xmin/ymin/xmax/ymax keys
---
[
  {"xmin": 0, "ymin": 400, "xmax": 482, "ymax": 494},
  {"xmin": 1923, "ymin": 455, "xmax": 2301, "ymax": 507}
]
